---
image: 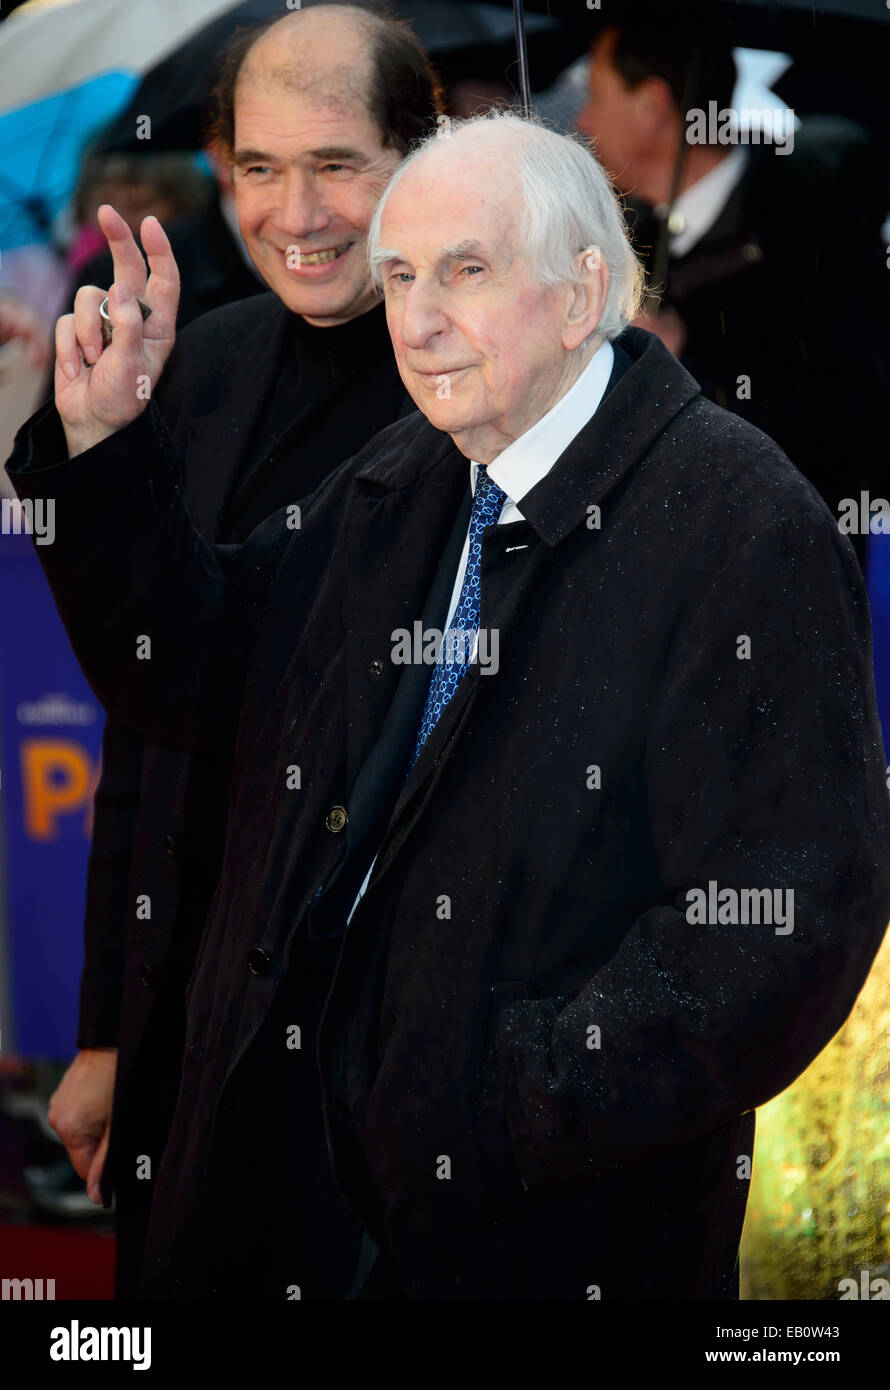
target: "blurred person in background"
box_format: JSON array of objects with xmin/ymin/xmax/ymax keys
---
[
  {"xmin": 0, "ymin": 291, "xmax": 52, "ymax": 376},
  {"xmin": 67, "ymin": 151, "xmax": 211, "ymax": 278},
  {"xmin": 0, "ymin": 289, "xmax": 53, "ymax": 487},
  {"xmin": 577, "ymin": 5, "xmax": 890, "ymax": 566},
  {"xmin": 1, "ymin": 153, "xmax": 210, "ymax": 463},
  {"xmin": 44, "ymin": 4, "xmax": 440, "ymax": 1300}
]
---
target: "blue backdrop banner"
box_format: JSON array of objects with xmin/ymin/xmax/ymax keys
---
[{"xmin": 0, "ymin": 532, "xmax": 104, "ymax": 1061}]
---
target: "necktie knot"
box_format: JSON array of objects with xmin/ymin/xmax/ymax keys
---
[{"xmin": 472, "ymin": 464, "xmax": 508, "ymax": 522}]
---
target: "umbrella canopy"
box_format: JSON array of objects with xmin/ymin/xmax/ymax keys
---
[
  {"xmin": 96, "ymin": 0, "xmax": 583, "ymax": 154},
  {"xmin": 0, "ymin": 0, "xmax": 243, "ymax": 250},
  {"xmin": 0, "ymin": 0, "xmax": 242, "ymax": 115},
  {"xmin": 0, "ymin": 72, "xmax": 138, "ymax": 248},
  {"xmin": 499, "ymin": 0, "xmax": 889, "ymax": 61}
]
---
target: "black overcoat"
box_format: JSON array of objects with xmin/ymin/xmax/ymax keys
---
[{"xmin": 10, "ymin": 327, "xmax": 890, "ymax": 1300}]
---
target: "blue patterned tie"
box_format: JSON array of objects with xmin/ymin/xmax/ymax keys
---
[{"xmin": 407, "ymin": 465, "xmax": 508, "ymax": 773}]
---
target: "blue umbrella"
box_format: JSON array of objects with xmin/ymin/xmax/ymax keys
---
[{"xmin": 0, "ymin": 71, "xmax": 138, "ymax": 249}]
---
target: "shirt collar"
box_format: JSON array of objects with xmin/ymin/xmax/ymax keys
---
[
  {"xmin": 472, "ymin": 338, "xmax": 615, "ymax": 513},
  {"xmin": 658, "ymin": 146, "xmax": 748, "ymax": 258}
]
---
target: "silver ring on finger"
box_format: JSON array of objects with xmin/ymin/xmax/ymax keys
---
[{"xmin": 98, "ymin": 294, "xmax": 152, "ymax": 349}]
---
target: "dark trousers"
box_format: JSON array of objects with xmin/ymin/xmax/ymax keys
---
[{"xmin": 111, "ymin": 971, "xmax": 187, "ymax": 1298}]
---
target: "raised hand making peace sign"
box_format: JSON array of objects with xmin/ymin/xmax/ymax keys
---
[{"xmin": 55, "ymin": 204, "xmax": 181, "ymax": 457}]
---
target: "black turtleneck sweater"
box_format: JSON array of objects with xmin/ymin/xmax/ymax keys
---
[{"xmin": 220, "ymin": 299, "xmax": 410, "ymax": 543}]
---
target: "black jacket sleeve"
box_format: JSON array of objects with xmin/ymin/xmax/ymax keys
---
[
  {"xmin": 6, "ymin": 400, "xmax": 297, "ymax": 759},
  {"xmin": 76, "ymin": 719, "xmax": 144, "ymax": 1048}
]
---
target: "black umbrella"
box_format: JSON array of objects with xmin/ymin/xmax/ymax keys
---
[
  {"xmin": 512, "ymin": 0, "xmax": 889, "ymax": 71},
  {"xmin": 96, "ymin": 0, "xmax": 580, "ymax": 154}
]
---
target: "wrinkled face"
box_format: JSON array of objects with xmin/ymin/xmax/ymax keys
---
[
  {"xmin": 232, "ymin": 79, "xmax": 401, "ymax": 326},
  {"xmin": 377, "ymin": 152, "xmax": 579, "ymax": 461},
  {"xmin": 576, "ymin": 30, "xmax": 647, "ymax": 192}
]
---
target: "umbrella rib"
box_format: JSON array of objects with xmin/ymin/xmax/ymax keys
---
[
  {"xmin": 31, "ymin": 88, "xmax": 75, "ymax": 204},
  {"xmin": 512, "ymin": 0, "xmax": 531, "ymax": 116}
]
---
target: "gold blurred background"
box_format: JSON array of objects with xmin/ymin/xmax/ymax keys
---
[{"xmin": 741, "ymin": 923, "xmax": 890, "ymax": 1299}]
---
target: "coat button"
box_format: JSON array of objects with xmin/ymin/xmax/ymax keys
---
[
  {"xmin": 369, "ymin": 658, "xmax": 384, "ymax": 677},
  {"xmin": 160, "ymin": 833, "xmax": 177, "ymax": 857},
  {"xmin": 325, "ymin": 805, "xmax": 348, "ymax": 833},
  {"xmin": 138, "ymin": 964, "xmax": 156, "ymax": 989},
  {"xmin": 247, "ymin": 947, "xmax": 271, "ymax": 976}
]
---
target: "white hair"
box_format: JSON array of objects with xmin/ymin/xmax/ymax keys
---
[{"xmin": 367, "ymin": 111, "xmax": 646, "ymax": 341}]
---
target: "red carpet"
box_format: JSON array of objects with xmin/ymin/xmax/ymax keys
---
[{"xmin": 0, "ymin": 1224, "xmax": 115, "ymax": 1299}]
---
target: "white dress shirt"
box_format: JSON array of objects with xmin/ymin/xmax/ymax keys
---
[
  {"xmin": 346, "ymin": 337, "xmax": 616, "ymax": 923},
  {"xmin": 656, "ymin": 146, "xmax": 748, "ymax": 259},
  {"xmin": 443, "ymin": 338, "xmax": 615, "ymax": 631}
]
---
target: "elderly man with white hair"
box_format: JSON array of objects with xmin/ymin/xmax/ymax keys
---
[{"xmin": 8, "ymin": 112, "xmax": 890, "ymax": 1301}]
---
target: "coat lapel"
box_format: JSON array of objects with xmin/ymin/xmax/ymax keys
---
[{"xmin": 340, "ymin": 431, "xmax": 470, "ymax": 793}]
